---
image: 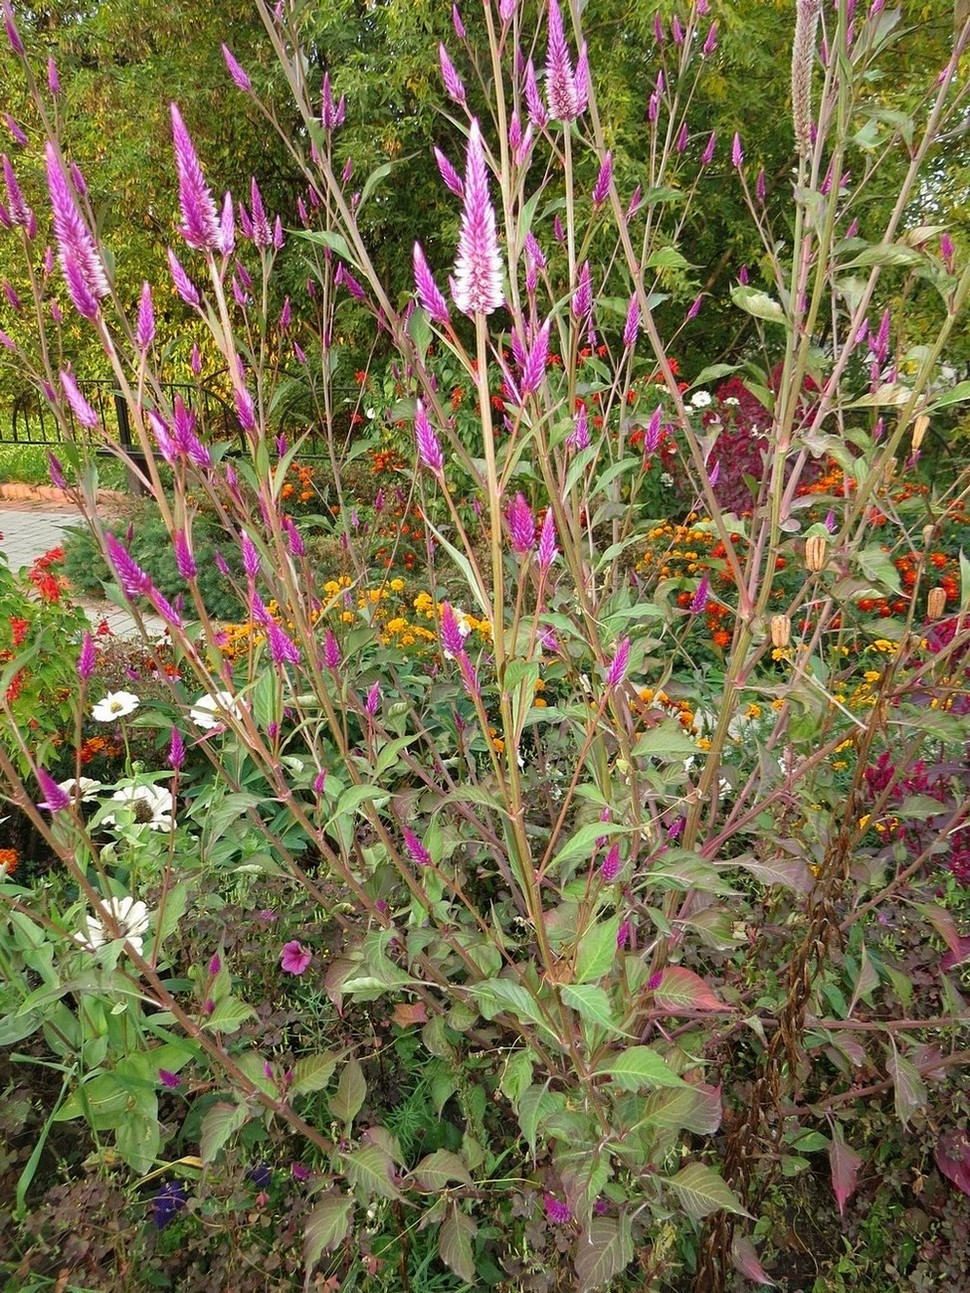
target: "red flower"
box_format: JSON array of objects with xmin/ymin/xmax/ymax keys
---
[{"xmin": 10, "ymin": 617, "xmax": 29, "ymax": 647}]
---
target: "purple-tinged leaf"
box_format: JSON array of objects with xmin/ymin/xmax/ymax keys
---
[
  {"xmin": 438, "ymin": 1203, "xmax": 476, "ymax": 1283},
  {"xmin": 651, "ymin": 966, "xmax": 726, "ymax": 1013},
  {"xmin": 935, "ymin": 1128, "xmax": 970, "ymax": 1197},
  {"xmin": 828, "ymin": 1127, "xmax": 862, "ymax": 1217},
  {"xmin": 886, "ymin": 1048, "xmax": 927, "ymax": 1127},
  {"xmin": 304, "ymin": 1192, "xmax": 353, "ymax": 1271},
  {"xmin": 574, "ymin": 1215, "xmax": 634, "ymax": 1293},
  {"xmin": 730, "ymin": 1233, "xmax": 775, "ymax": 1285},
  {"xmin": 667, "ymin": 1162, "xmax": 749, "ymax": 1223}
]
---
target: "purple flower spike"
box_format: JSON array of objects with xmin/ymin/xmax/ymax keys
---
[
  {"xmin": 159, "ymin": 1068, "xmax": 181, "ymax": 1089},
  {"xmin": 452, "ymin": 5, "xmax": 466, "ymax": 40},
  {"xmin": 700, "ymin": 132, "xmax": 716, "ymax": 166},
  {"xmin": 687, "ymin": 294, "xmax": 704, "ymax": 321},
  {"xmin": 676, "ymin": 121, "xmax": 688, "ymax": 153},
  {"xmin": 507, "ymin": 493, "xmax": 536, "ymax": 554},
  {"xmin": 546, "ymin": 0, "xmax": 581, "ymax": 122},
  {"xmin": 136, "ymin": 281, "xmax": 155, "ymax": 350},
  {"xmin": 731, "ymin": 132, "xmax": 744, "ymax": 168},
  {"xmin": 221, "ymin": 44, "xmax": 252, "ymax": 92},
  {"xmin": 622, "ymin": 296, "xmax": 640, "ymax": 349},
  {"xmin": 524, "ymin": 61, "xmax": 547, "ymax": 129},
  {"xmin": 592, "ymin": 152, "xmax": 612, "ymax": 207},
  {"xmin": 403, "ymin": 826, "xmax": 432, "ymax": 867},
  {"xmin": 413, "ymin": 243, "xmax": 450, "ymax": 326},
  {"xmin": 240, "ymin": 530, "xmax": 260, "ymax": 580},
  {"xmin": 167, "ymin": 248, "xmax": 200, "ymax": 307},
  {"xmin": 538, "ymin": 507, "xmax": 558, "ymax": 571},
  {"xmin": 171, "ymin": 104, "xmax": 221, "ymax": 253},
  {"xmin": 334, "ymin": 263, "xmax": 366, "ymax": 301},
  {"xmin": 169, "ymin": 725, "xmax": 185, "ymax": 771},
  {"xmin": 452, "ymin": 119, "xmax": 503, "ymax": 317},
  {"xmin": 48, "ymin": 452, "xmax": 67, "ymax": 490},
  {"xmin": 572, "ymin": 261, "xmax": 592, "ymax": 321},
  {"xmin": 4, "ymin": 114, "xmax": 26, "ymax": 147},
  {"xmin": 60, "ymin": 371, "xmax": 98, "ymax": 429},
  {"xmin": 105, "ymin": 532, "xmax": 152, "ymax": 599},
  {"xmin": 941, "ymin": 231, "xmax": 955, "ymax": 273},
  {"xmin": 175, "ymin": 530, "xmax": 197, "ymax": 581},
  {"xmin": 643, "ymin": 406, "xmax": 663, "ymax": 454},
  {"xmin": 439, "ymin": 602, "xmax": 466, "ymax": 660},
  {"xmin": 365, "ymin": 682, "xmax": 381, "ymax": 716},
  {"xmin": 2, "ymin": 0, "xmax": 24, "ymax": 56},
  {"xmin": 606, "ymin": 638, "xmax": 631, "ymax": 689},
  {"xmin": 568, "ymin": 403, "xmax": 590, "ymax": 451},
  {"xmin": 439, "ymin": 43, "xmax": 466, "ymax": 104},
  {"xmin": 702, "ymin": 21, "xmax": 718, "ymax": 56},
  {"xmin": 601, "ymin": 844, "xmax": 622, "ymax": 883},
  {"xmin": 77, "ymin": 631, "xmax": 96, "ymax": 681},
  {"xmin": 45, "ymin": 142, "xmax": 109, "ymax": 316},
  {"xmin": 414, "ymin": 401, "xmax": 444, "ymax": 473},
  {"xmin": 544, "ymin": 1194, "xmax": 572, "ymax": 1225},
  {"xmin": 249, "ymin": 178, "xmax": 272, "ymax": 247},
  {"xmin": 3, "ymin": 154, "xmax": 31, "ymax": 227},
  {"xmin": 323, "ymin": 629, "xmax": 341, "ymax": 671},
  {"xmin": 690, "ymin": 575, "xmax": 710, "ymax": 614},
  {"xmin": 433, "ymin": 146, "xmax": 464, "ymax": 198},
  {"xmin": 37, "ymin": 767, "xmax": 71, "ymax": 814},
  {"xmin": 267, "ymin": 620, "xmax": 301, "ymax": 668},
  {"xmin": 519, "ymin": 318, "xmax": 550, "ymax": 397}
]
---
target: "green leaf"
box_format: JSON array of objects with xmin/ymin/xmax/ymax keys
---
[
  {"xmin": 329, "ymin": 1058, "xmax": 366, "ymax": 1124},
  {"xmin": 413, "ymin": 1149, "xmax": 473, "ymax": 1190},
  {"xmin": 115, "ymin": 1107, "xmax": 159, "ymax": 1176},
  {"xmin": 290, "ymin": 1052, "xmax": 339, "ymax": 1096},
  {"xmin": 925, "ymin": 379, "xmax": 970, "ymax": 412},
  {"xmin": 667, "ymin": 1162, "xmax": 750, "ymax": 1222},
  {"xmin": 858, "ymin": 545, "xmax": 902, "ymax": 593},
  {"xmin": 304, "ymin": 1192, "xmax": 354, "ymax": 1270},
  {"xmin": 886, "ymin": 1049, "xmax": 926, "ymax": 1127},
  {"xmin": 548, "ymin": 822, "xmax": 625, "ymax": 873},
  {"xmin": 651, "ymin": 966, "xmax": 725, "ymax": 1013},
  {"xmin": 560, "ymin": 984, "xmax": 623, "ymax": 1035},
  {"xmin": 517, "ymin": 1086, "xmax": 566, "ymax": 1156},
  {"xmin": 438, "ymin": 1202, "xmax": 477, "ymax": 1283},
  {"xmin": 499, "ymin": 1051, "xmax": 534, "ymax": 1106},
  {"xmin": 467, "ymin": 980, "xmax": 557, "ymax": 1040},
  {"xmin": 575, "ymin": 1214, "xmax": 634, "ymax": 1291},
  {"xmin": 594, "ymin": 1046, "xmax": 688, "ymax": 1091},
  {"xmin": 203, "ymin": 998, "xmax": 256, "ymax": 1033},
  {"xmin": 343, "ymin": 1143, "xmax": 403, "ymax": 1200},
  {"xmin": 730, "ymin": 285, "xmax": 787, "ymax": 325},
  {"xmin": 842, "ymin": 242, "xmax": 925, "ymax": 269},
  {"xmin": 575, "ymin": 916, "xmax": 620, "ymax": 984},
  {"xmin": 200, "ymin": 1100, "xmax": 248, "ymax": 1163},
  {"xmin": 641, "ymin": 1085, "xmax": 723, "ymax": 1136},
  {"xmin": 631, "ymin": 721, "xmax": 702, "ymax": 761}
]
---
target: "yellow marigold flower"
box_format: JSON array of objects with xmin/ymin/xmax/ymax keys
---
[
  {"xmin": 534, "ymin": 697, "xmax": 548, "ymax": 708},
  {"xmin": 744, "ymin": 703, "xmax": 762, "ymax": 720},
  {"xmin": 832, "ymin": 760, "xmax": 848, "ymax": 770},
  {"xmin": 834, "ymin": 738, "xmax": 853, "ymax": 753},
  {"xmin": 340, "ymin": 610, "xmax": 355, "ymax": 624},
  {"xmin": 386, "ymin": 617, "xmax": 408, "ymax": 634},
  {"xmin": 368, "ymin": 589, "xmax": 382, "ymax": 603},
  {"xmin": 696, "ymin": 737, "xmax": 712, "ymax": 751},
  {"xmin": 390, "ymin": 578, "xmax": 405, "ymax": 592},
  {"xmin": 870, "ymin": 639, "xmax": 897, "ymax": 654},
  {"xmin": 772, "ymin": 647, "xmax": 792, "ymax": 662},
  {"xmin": 863, "ymin": 670, "xmax": 881, "ymax": 682},
  {"xmin": 324, "ymin": 580, "xmax": 341, "ymax": 596},
  {"xmin": 858, "ymin": 814, "xmax": 871, "ymax": 831}
]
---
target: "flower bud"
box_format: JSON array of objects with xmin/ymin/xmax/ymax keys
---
[
  {"xmin": 922, "ymin": 523, "xmax": 936, "ymax": 547},
  {"xmin": 770, "ymin": 614, "xmax": 791, "ymax": 648},
  {"xmin": 926, "ymin": 587, "xmax": 946, "ymax": 620},
  {"xmin": 805, "ymin": 534, "xmax": 828, "ymax": 572},
  {"xmin": 911, "ymin": 414, "xmax": 929, "ymax": 451}
]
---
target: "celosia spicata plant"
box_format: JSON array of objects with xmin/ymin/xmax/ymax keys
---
[{"xmin": 1, "ymin": 2, "xmax": 969, "ymax": 1290}]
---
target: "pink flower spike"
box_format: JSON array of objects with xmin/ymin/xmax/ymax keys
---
[
  {"xmin": 323, "ymin": 629, "xmax": 341, "ymax": 671},
  {"xmin": 606, "ymin": 638, "xmax": 631, "ymax": 689},
  {"xmin": 519, "ymin": 318, "xmax": 550, "ymax": 397},
  {"xmin": 506, "ymin": 493, "xmax": 535, "ymax": 554},
  {"xmin": 414, "ymin": 400, "xmax": 444, "ymax": 473},
  {"xmin": 439, "ymin": 43, "xmax": 465, "ymax": 104},
  {"xmin": 135, "ymin": 281, "xmax": 155, "ymax": 350},
  {"xmin": 167, "ymin": 248, "xmax": 200, "ymax": 307},
  {"xmin": 690, "ymin": 575, "xmax": 710, "ymax": 614},
  {"xmin": 280, "ymin": 941, "xmax": 313, "ymax": 975},
  {"xmin": 544, "ymin": 1194, "xmax": 572, "ymax": 1225},
  {"xmin": 439, "ymin": 602, "xmax": 466, "ymax": 659},
  {"xmin": 413, "ymin": 243, "xmax": 450, "ymax": 325},
  {"xmin": 731, "ymin": 132, "xmax": 744, "ymax": 168},
  {"xmin": 700, "ymin": 131, "xmax": 716, "ymax": 166},
  {"xmin": 403, "ymin": 826, "xmax": 432, "ymax": 867},
  {"xmin": 546, "ymin": 0, "xmax": 579, "ymax": 122},
  {"xmin": 77, "ymin": 631, "xmax": 96, "ymax": 681},
  {"xmin": 572, "ymin": 261, "xmax": 592, "ymax": 321},
  {"xmin": 365, "ymin": 682, "xmax": 381, "ymax": 716},
  {"xmin": 37, "ymin": 768, "xmax": 71, "ymax": 814},
  {"xmin": 452, "ymin": 119, "xmax": 503, "ymax": 317},
  {"xmin": 433, "ymin": 146, "xmax": 464, "ymax": 198},
  {"xmin": 538, "ymin": 507, "xmax": 558, "ymax": 571},
  {"xmin": 622, "ymin": 295, "xmax": 640, "ymax": 349},
  {"xmin": 452, "ymin": 5, "xmax": 465, "ymax": 40},
  {"xmin": 170, "ymin": 103, "xmax": 221, "ymax": 253},
  {"xmin": 601, "ymin": 844, "xmax": 622, "ymax": 883},
  {"xmin": 221, "ymin": 44, "xmax": 252, "ymax": 92},
  {"xmin": 169, "ymin": 725, "xmax": 185, "ymax": 771},
  {"xmin": 60, "ymin": 370, "xmax": 98, "ymax": 429},
  {"xmin": 592, "ymin": 152, "xmax": 612, "ymax": 207},
  {"xmin": 702, "ymin": 21, "xmax": 718, "ymax": 56}
]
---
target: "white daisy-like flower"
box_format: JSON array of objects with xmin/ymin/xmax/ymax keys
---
[
  {"xmin": 91, "ymin": 691, "xmax": 140, "ymax": 723},
  {"xmin": 74, "ymin": 895, "xmax": 151, "ymax": 956},
  {"xmin": 57, "ymin": 776, "xmax": 103, "ymax": 802},
  {"xmin": 189, "ymin": 689, "xmax": 243, "ymax": 730},
  {"xmin": 660, "ymin": 472, "xmax": 675, "ymax": 488},
  {"xmin": 722, "ymin": 396, "xmax": 740, "ymax": 407},
  {"xmin": 101, "ymin": 783, "xmax": 175, "ymax": 832},
  {"xmin": 690, "ymin": 390, "xmax": 712, "ymax": 409}
]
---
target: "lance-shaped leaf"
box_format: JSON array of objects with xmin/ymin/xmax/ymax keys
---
[
  {"xmin": 667, "ymin": 1162, "xmax": 750, "ymax": 1222},
  {"xmin": 438, "ymin": 1203, "xmax": 476, "ymax": 1282},
  {"xmin": 731, "ymin": 1232, "xmax": 776, "ymax": 1285},
  {"xmin": 304, "ymin": 1192, "xmax": 354, "ymax": 1270},
  {"xmin": 594, "ymin": 1046, "xmax": 688, "ymax": 1091},
  {"xmin": 329, "ymin": 1058, "xmax": 366, "ymax": 1123},
  {"xmin": 574, "ymin": 1214, "xmax": 634, "ymax": 1291},
  {"xmin": 343, "ymin": 1143, "xmax": 403, "ymax": 1200},
  {"xmin": 829, "ymin": 1126, "xmax": 862, "ymax": 1217},
  {"xmin": 886, "ymin": 1048, "xmax": 927, "ymax": 1127},
  {"xmin": 651, "ymin": 966, "xmax": 727, "ymax": 1013}
]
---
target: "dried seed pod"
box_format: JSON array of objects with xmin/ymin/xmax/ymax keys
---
[
  {"xmin": 922, "ymin": 523, "xmax": 936, "ymax": 547},
  {"xmin": 927, "ymin": 586, "xmax": 946, "ymax": 620},
  {"xmin": 805, "ymin": 533, "xmax": 828, "ymax": 572},
  {"xmin": 912, "ymin": 414, "xmax": 929, "ymax": 451},
  {"xmin": 770, "ymin": 614, "xmax": 792, "ymax": 648}
]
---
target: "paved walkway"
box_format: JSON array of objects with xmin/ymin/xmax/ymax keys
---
[{"xmin": 0, "ymin": 501, "xmax": 167, "ymax": 637}]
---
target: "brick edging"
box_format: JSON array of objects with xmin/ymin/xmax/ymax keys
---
[{"xmin": 0, "ymin": 483, "xmax": 127, "ymax": 504}]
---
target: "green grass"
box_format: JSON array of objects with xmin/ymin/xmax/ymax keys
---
[{"xmin": 0, "ymin": 443, "xmax": 130, "ymax": 491}]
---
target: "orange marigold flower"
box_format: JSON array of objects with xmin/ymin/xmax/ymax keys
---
[
  {"xmin": 0, "ymin": 848, "xmax": 18, "ymax": 876},
  {"xmin": 712, "ymin": 629, "xmax": 731, "ymax": 648}
]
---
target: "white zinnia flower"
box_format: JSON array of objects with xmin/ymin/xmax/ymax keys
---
[
  {"xmin": 57, "ymin": 776, "xmax": 103, "ymax": 802},
  {"xmin": 74, "ymin": 895, "xmax": 151, "ymax": 956},
  {"xmin": 102, "ymin": 783, "xmax": 174, "ymax": 831},
  {"xmin": 189, "ymin": 690, "xmax": 243, "ymax": 730},
  {"xmin": 91, "ymin": 691, "xmax": 140, "ymax": 722},
  {"xmin": 690, "ymin": 390, "xmax": 712, "ymax": 409}
]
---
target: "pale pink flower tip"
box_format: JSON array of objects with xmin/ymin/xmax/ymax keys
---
[
  {"xmin": 452, "ymin": 119, "xmax": 503, "ymax": 317},
  {"xmin": 280, "ymin": 940, "xmax": 313, "ymax": 975}
]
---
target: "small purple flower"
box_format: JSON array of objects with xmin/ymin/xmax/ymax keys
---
[
  {"xmin": 617, "ymin": 920, "xmax": 631, "ymax": 949},
  {"xmin": 169, "ymin": 726, "xmax": 185, "ymax": 771},
  {"xmin": 208, "ymin": 953, "xmax": 222, "ymax": 976},
  {"xmin": 700, "ymin": 131, "xmax": 716, "ymax": 166},
  {"xmin": 365, "ymin": 681, "xmax": 381, "ymax": 716},
  {"xmin": 452, "ymin": 4, "xmax": 465, "ymax": 40},
  {"xmin": 643, "ymin": 405, "xmax": 663, "ymax": 454},
  {"xmin": 676, "ymin": 121, "xmax": 688, "ymax": 153},
  {"xmin": 567, "ymin": 404, "xmax": 590, "ymax": 451},
  {"xmin": 506, "ymin": 493, "xmax": 536, "ymax": 554},
  {"xmin": 105, "ymin": 532, "xmax": 152, "ymax": 599},
  {"xmin": 248, "ymin": 1163, "xmax": 272, "ymax": 1187},
  {"xmin": 546, "ymin": 0, "xmax": 582, "ymax": 122},
  {"xmin": 47, "ymin": 56, "xmax": 61, "ymax": 96},
  {"xmin": 572, "ymin": 260, "xmax": 592, "ymax": 321},
  {"xmin": 174, "ymin": 530, "xmax": 197, "ymax": 581},
  {"xmin": 280, "ymin": 941, "xmax": 313, "ymax": 975},
  {"xmin": 606, "ymin": 638, "xmax": 631, "ymax": 689},
  {"xmin": 167, "ymin": 248, "xmax": 200, "ymax": 307},
  {"xmin": 439, "ymin": 602, "xmax": 466, "ymax": 659},
  {"xmin": 439, "ymin": 42, "xmax": 466, "ymax": 104},
  {"xmin": 267, "ymin": 620, "xmax": 301, "ymax": 668},
  {"xmin": 544, "ymin": 1193, "xmax": 572, "ymax": 1224},
  {"xmin": 623, "ymin": 295, "xmax": 640, "ymax": 349},
  {"xmin": 702, "ymin": 21, "xmax": 718, "ymax": 56},
  {"xmin": 403, "ymin": 826, "xmax": 432, "ymax": 867},
  {"xmin": 731, "ymin": 132, "xmax": 744, "ymax": 168},
  {"xmin": 159, "ymin": 1069, "xmax": 181, "ymax": 1089},
  {"xmin": 519, "ymin": 319, "xmax": 550, "ymax": 397},
  {"xmin": 152, "ymin": 1182, "xmax": 187, "ymax": 1230},
  {"xmin": 600, "ymin": 844, "xmax": 622, "ymax": 883},
  {"xmin": 941, "ymin": 231, "xmax": 955, "ymax": 273},
  {"xmin": 48, "ymin": 452, "xmax": 67, "ymax": 490},
  {"xmin": 240, "ymin": 530, "xmax": 260, "ymax": 580},
  {"xmin": 77, "ymin": 631, "xmax": 96, "ymax": 681},
  {"xmin": 687, "ymin": 294, "xmax": 704, "ymax": 321},
  {"xmin": 291, "ymin": 1161, "xmax": 311, "ymax": 1182},
  {"xmin": 690, "ymin": 575, "xmax": 710, "ymax": 615},
  {"xmin": 524, "ymin": 60, "xmax": 548, "ymax": 128}
]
